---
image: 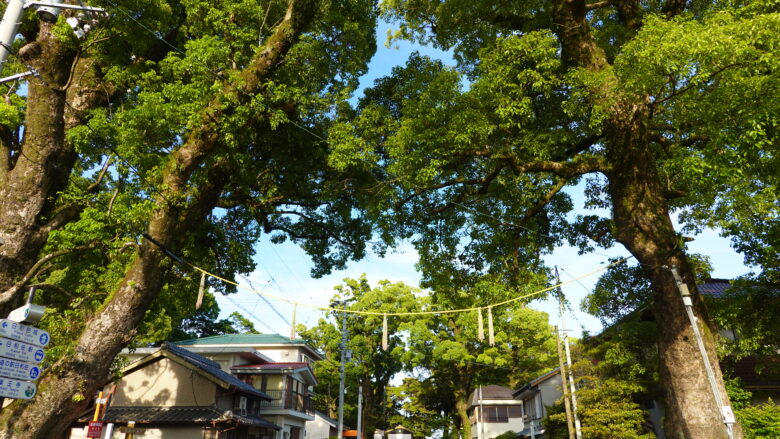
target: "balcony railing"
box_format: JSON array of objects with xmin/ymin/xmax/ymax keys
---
[
  {"xmin": 259, "ymin": 389, "xmax": 315, "ymax": 415},
  {"xmin": 520, "ymin": 416, "xmax": 542, "ymax": 434}
]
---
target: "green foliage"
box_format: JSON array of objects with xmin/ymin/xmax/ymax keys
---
[
  {"xmin": 396, "ymin": 276, "xmax": 558, "ymax": 438},
  {"xmin": 739, "ymin": 399, "xmax": 780, "ymax": 439},
  {"xmin": 388, "ymin": 378, "xmax": 450, "ymax": 439},
  {"xmin": 20, "ymin": 0, "xmax": 382, "ymax": 358},
  {"xmin": 545, "ymin": 377, "xmax": 654, "ymax": 439},
  {"xmin": 709, "ymin": 276, "xmax": 780, "ymax": 359},
  {"xmin": 299, "ymin": 277, "xmax": 421, "ymax": 432},
  {"xmin": 544, "ymin": 328, "xmax": 658, "ymax": 439},
  {"xmin": 725, "ymin": 377, "xmax": 754, "ymax": 412},
  {"xmin": 582, "ymin": 255, "xmax": 712, "ymax": 325}
]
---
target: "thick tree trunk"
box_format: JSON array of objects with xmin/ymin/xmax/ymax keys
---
[
  {"xmin": 454, "ymin": 387, "xmax": 471, "ymax": 439},
  {"xmin": 0, "ymin": 1, "xmax": 316, "ymax": 437},
  {"xmin": 605, "ymin": 102, "xmax": 739, "ymax": 439},
  {"xmin": 0, "ymin": 33, "xmax": 113, "ymax": 314},
  {"xmin": 0, "ymin": 24, "xmax": 76, "ymax": 309},
  {"xmin": 548, "ymin": 1, "xmax": 740, "ymax": 436}
]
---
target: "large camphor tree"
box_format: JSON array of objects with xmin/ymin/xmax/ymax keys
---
[
  {"xmin": 0, "ymin": 0, "xmax": 378, "ymax": 437},
  {"xmin": 330, "ymin": 1, "xmax": 780, "ymax": 437}
]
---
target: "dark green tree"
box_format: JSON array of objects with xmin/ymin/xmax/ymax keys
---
[
  {"xmin": 330, "ymin": 1, "xmax": 780, "ymax": 435},
  {"xmin": 0, "ymin": 0, "xmax": 379, "ymax": 436}
]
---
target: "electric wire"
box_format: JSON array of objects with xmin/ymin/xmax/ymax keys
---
[
  {"xmin": 143, "ymin": 233, "xmax": 632, "ymax": 317},
  {"xmin": 237, "ymin": 273, "xmax": 291, "ymax": 326},
  {"xmin": 221, "ymin": 292, "xmax": 280, "ymax": 335}
]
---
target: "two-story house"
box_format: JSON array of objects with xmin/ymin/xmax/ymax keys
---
[
  {"xmin": 512, "ymin": 369, "xmax": 562, "ymax": 439},
  {"xmin": 467, "ymin": 385, "xmax": 525, "ymax": 439},
  {"xmin": 175, "ymin": 334, "xmax": 322, "ymax": 439},
  {"xmin": 69, "ymin": 342, "xmax": 279, "ymax": 439}
]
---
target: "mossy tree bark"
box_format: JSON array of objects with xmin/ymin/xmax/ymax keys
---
[
  {"xmin": 0, "ymin": 23, "xmax": 116, "ymax": 316},
  {"xmin": 0, "ymin": 0, "xmax": 317, "ymax": 437},
  {"xmin": 551, "ymin": 2, "xmax": 738, "ymax": 437},
  {"xmin": 0, "ymin": 22, "xmax": 77, "ymax": 310}
]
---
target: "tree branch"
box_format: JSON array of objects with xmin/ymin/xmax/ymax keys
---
[
  {"xmin": 429, "ymin": 166, "xmax": 503, "ymax": 215},
  {"xmin": 654, "ymin": 62, "xmax": 744, "ymax": 105},
  {"xmin": 394, "ymin": 166, "xmax": 506, "ymax": 211},
  {"xmin": 586, "ymin": 1, "xmax": 610, "ymax": 11},
  {"xmin": 28, "ymin": 283, "xmax": 75, "ymax": 300},
  {"xmin": 267, "ymin": 210, "xmax": 360, "ymax": 248},
  {"xmin": 86, "ymin": 155, "xmax": 112, "ymax": 193},
  {"xmin": 0, "ymin": 243, "xmax": 100, "ymax": 307},
  {"xmin": 550, "ymin": 134, "xmax": 603, "ymax": 161},
  {"xmin": 504, "ymin": 154, "xmax": 608, "ymax": 177},
  {"xmin": 661, "ymin": 0, "xmax": 688, "ymax": 18},
  {"xmin": 521, "ymin": 178, "xmax": 568, "ymax": 222},
  {"xmin": 551, "ymin": 0, "xmax": 609, "ymax": 70}
]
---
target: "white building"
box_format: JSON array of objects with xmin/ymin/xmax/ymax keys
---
[
  {"xmin": 307, "ymin": 411, "xmax": 338, "ymax": 439},
  {"xmin": 513, "ymin": 369, "xmax": 562, "ymax": 439},
  {"xmin": 467, "ymin": 385, "xmax": 524, "ymax": 439}
]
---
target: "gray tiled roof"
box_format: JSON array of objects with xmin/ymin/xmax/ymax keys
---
[
  {"xmin": 161, "ymin": 343, "xmax": 271, "ymax": 400},
  {"xmin": 93, "ymin": 406, "xmax": 280, "ymax": 429},
  {"xmin": 699, "ymin": 279, "xmax": 732, "ymax": 299},
  {"xmin": 467, "ymin": 385, "xmax": 519, "ymax": 407}
]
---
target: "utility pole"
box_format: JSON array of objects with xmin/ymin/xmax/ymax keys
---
[
  {"xmin": 478, "ymin": 385, "xmax": 484, "ymax": 439},
  {"xmin": 357, "ymin": 382, "xmax": 363, "ymax": 439},
  {"xmin": 337, "ymin": 301, "xmax": 348, "ymax": 439},
  {"xmin": 0, "ymin": 0, "xmax": 103, "ymax": 71},
  {"xmin": 0, "ymin": 0, "xmax": 25, "ymax": 69},
  {"xmin": 555, "ymin": 266, "xmax": 582, "ymax": 439},
  {"xmin": 555, "ymin": 325, "xmax": 575, "ymax": 439}
]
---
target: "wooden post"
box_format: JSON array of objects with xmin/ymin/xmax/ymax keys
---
[
  {"xmin": 555, "ymin": 326, "xmax": 575, "ymax": 439},
  {"xmin": 92, "ymin": 391, "xmax": 103, "ymax": 422}
]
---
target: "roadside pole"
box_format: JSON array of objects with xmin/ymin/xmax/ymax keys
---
[
  {"xmin": 555, "ymin": 325, "xmax": 575, "ymax": 439},
  {"xmin": 668, "ymin": 266, "xmax": 735, "ymax": 438},
  {"xmin": 357, "ymin": 382, "xmax": 363, "ymax": 439},
  {"xmin": 337, "ymin": 301, "xmax": 348, "ymax": 439},
  {"xmin": 555, "ymin": 267, "xmax": 582, "ymax": 439}
]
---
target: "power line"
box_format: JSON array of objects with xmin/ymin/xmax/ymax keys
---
[
  {"xmin": 221, "ymin": 293, "xmax": 280, "ymax": 335},
  {"xmin": 143, "ymin": 234, "xmax": 632, "ymax": 317},
  {"xmin": 237, "ymin": 273, "xmax": 291, "ymax": 327}
]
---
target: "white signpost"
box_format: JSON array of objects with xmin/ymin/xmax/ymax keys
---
[
  {"xmin": 0, "ymin": 319, "xmax": 50, "ymax": 347},
  {"xmin": 0, "ymin": 358, "xmax": 41, "ymax": 381},
  {"xmin": 0, "ymin": 337, "xmax": 46, "ymax": 364},
  {"xmin": 0, "ymin": 289, "xmax": 48, "ymax": 400},
  {"xmin": 0, "ymin": 376, "xmax": 36, "ymax": 399}
]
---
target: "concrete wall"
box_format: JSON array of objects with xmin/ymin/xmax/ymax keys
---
[
  {"xmin": 200, "ymin": 353, "xmax": 234, "ymax": 371},
  {"xmin": 306, "ymin": 414, "xmax": 336, "ymax": 439},
  {"xmin": 112, "ymin": 357, "xmax": 216, "ymax": 407},
  {"xmin": 537, "ymin": 374, "xmax": 563, "ymax": 417},
  {"xmin": 475, "ymin": 417, "xmax": 525, "ymax": 439},
  {"xmin": 256, "ymin": 348, "xmax": 301, "ymax": 363}
]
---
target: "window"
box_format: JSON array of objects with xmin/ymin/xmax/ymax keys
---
[{"xmin": 484, "ymin": 406, "xmax": 508, "ymax": 423}]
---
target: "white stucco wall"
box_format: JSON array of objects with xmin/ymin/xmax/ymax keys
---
[
  {"xmin": 537, "ymin": 374, "xmax": 563, "ymax": 416},
  {"xmin": 306, "ymin": 414, "xmax": 336, "ymax": 439},
  {"xmin": 472, "ymin": 417, "xmax": 525, "ymax": 439}
]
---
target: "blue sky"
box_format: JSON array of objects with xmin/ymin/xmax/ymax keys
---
[{"xmin": 215, "ymin": 22, "xmax": 752, "ymax": 338}]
